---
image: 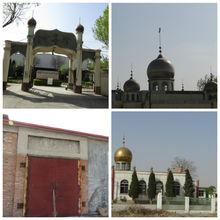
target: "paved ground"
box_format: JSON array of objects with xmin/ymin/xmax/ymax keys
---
[{"xmin": 3, "ymin": 83, "xmax": 108, "ymax": 108}]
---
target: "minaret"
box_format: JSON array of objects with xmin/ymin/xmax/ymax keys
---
[
  {"xmin": 22, "ymin": 17, "xmax": 36, "ymax": 91},
  {"xmin": 74, "ymin": 23, "xmax": 84, "ymax": 93}
]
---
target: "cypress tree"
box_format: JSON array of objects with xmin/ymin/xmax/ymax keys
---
[
  {"xmin": 148, "ymin": 168, "xmax": 156, "ymax": 202},
  {"xmin": 165, "ymin": 169, "xmax": 175, "ymax": 197},
  {"xmin": 184, "ymin": 169, "xmax": 195, "ymax": 197},
  {"xmin": 129, "ymin": 167, "xmax": 139, "ymax": 200}
]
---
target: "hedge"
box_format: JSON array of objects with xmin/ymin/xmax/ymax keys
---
[{"xmin": 33, "ymin": 79, "xmax": 62, "ymax": 87}]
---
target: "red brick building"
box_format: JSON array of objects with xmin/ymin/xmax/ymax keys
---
[{"xmin": 3, "ymin": 116, "xmax": 108, "ymax": 217}]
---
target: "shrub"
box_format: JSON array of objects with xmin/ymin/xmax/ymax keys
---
[{"xmin": 33, "ymin": 79, "xmax": 62, "ymax": 87}]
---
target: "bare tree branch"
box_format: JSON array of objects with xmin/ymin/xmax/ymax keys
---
[{"xmin": 3, "ymin": 3, "xmax": 40, "ymax": 28}]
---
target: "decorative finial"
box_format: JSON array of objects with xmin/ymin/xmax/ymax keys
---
[
  {"xmin": 158, "ymin": 27, "xmax": 162, "ymax": 54},
  {"xmin": 116, "ymin": 82, "xmax": 119, "ymax": 90},
  {"xmin": 130, "ymin": 64, "xmax": 133, "ymax": 79},
  {"xmin": 210, "ymin": 66, "xmax": 213, "ymax": 82},
  {"xmin": 79, "ymin": 17, "xmax": 81, "ymax": 24},
  {"xmin": 122, "ymin": 135, "xmax": 125, "ymax": 146},
  {"xmin": 181, "ymin": 81, "xmax": 184, "ymax": 91},
  {"xmin": 32, "ymin": 10, "xmax": 34, "ymax": 17},
  {"xmin": 150, "ymin": 167, "xmax": 154, "ymax": 173}
]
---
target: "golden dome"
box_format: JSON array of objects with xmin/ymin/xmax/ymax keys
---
[{"xmin": 114, "ymin": 147, "xmax": 132, "ymax": 163}]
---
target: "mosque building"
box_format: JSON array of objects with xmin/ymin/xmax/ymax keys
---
[
  {"xmin": 112, "ymin": 31, "xmax": 217, "ymax": 108},
  {"xmin": 112, "ymin": 137, "xmax": 187, "ymax": 201}
]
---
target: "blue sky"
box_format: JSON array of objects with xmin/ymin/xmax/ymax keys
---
[
  {"xmin": 3, "ymin": 3, "xmax": 108, "ymax": 56},
  {"xmin": 112, "ymin": 3, "xmax": 217, "ymax": 90},
  {"xmin": 112, "ymin": 112, "xmax": 217, "ymax": 187}
]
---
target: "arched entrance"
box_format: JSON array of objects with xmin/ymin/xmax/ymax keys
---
[{"xmin": 3, "ymin": 18, "xmax": 102, "ymax": 95}]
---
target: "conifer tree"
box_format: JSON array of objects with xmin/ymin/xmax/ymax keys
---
[
  {"xmin": 129, "ymin": 167, "xmax": 139, "ymax": 200},
  {"xmin": 165, "ymin": 169, "xmax": 175, "ymax": 197},
  {"xmin": 148, "ymin": 168, "xmax": 156, "ymax": 202},
  {"xmin": 184, "ymin": 169, "xmax": 195, "ymax": 197}
]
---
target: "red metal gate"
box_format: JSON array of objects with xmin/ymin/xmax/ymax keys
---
[{"xmin": 26, "ymin": 156, "xmax": 80, "ymax": 217}]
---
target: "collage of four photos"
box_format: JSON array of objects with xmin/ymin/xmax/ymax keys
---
[{"xmin": 2, "ymin": 1, "xmax": 218, "ymax": 218}]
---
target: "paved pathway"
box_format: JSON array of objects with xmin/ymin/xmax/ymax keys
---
[{"xmin": 3, "ymin": 83, "xmax": 108, "ymax": 108}]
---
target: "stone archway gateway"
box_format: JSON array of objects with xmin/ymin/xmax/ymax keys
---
[{"xmin": 3, "ymin": 17, "xmax": 102, "ymax": 94}]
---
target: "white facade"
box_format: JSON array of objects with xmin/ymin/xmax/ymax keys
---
[{"xmin": 113, "ymin": 169, "xmax": 186, "ymax": 201}]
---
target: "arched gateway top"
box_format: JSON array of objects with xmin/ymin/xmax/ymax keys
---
[{"xmin": 33, "ymin": 29, "xmax": 77, "ymax": 57}]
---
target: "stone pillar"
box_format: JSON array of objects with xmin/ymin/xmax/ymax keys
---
[
  {"xmin": 185, "ymin": 197, "xmax": 190, "ymax": 213},
  {"xmin": 94, "ymin": 50, "xmax": 101, "ymax": 94},
  {"xmin": 22, "ymin": 18, "xmax": 36, "ymax": 91},
  {"xmin": 3, "ymin": 40, "xmax": 12, "ymax": 90},
  {"xmin": 156, "ymin": 192, "xmax": 162, "ymax": 210},
  {"xmin": 211, "ymin": 196, "xmax": 216, "ymax": 213},
  {"xmin": 68, "ymin": 57, "xmax": 74, "ymax": 89},
  {"xmin": 75, "ymin": 24, "xmax": 84, "ymax": 94}
]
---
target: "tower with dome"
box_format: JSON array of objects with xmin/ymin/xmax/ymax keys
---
[{"xmin": 112, "ymin": 29, "xmax": 217, "ymax": 108}]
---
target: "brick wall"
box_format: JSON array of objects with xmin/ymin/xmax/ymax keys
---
[
  {"xmin": 3, "ymin": 132, "xmax": 18, "ymax": 217},
  {"xmin": 12, "ymin": 154, "xmax": 27, "ymax": 216},
  {"xmin": 79, "ymin": 160, "xmax": 88, "ymax": 214}
]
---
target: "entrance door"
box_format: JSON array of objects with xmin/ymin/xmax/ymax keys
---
[{"xmin": 26, "ymin": 156, "xmax": 80, "ymax": 217}]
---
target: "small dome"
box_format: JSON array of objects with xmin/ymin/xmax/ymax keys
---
[
  {"xmin": 204, "ymin": 81, "xmax": 217, "ymax": 93},
  {"xmin": 27, "ymin": 17, "xmax": 36, "ymax": 27},
  {"xmin": 76, "ymin": 24, "xmax": 84, "ymax": 33},
  {"xmin": 114, "ymin": 147, "xmax": 132, "ymax": 163},
  {"xmin": 147, "ymin": 54, "xmax": 175, "ymax": 79},
  {"xmin": 123, "ymin": 76, "xmax": 140, "ymax": 92}
]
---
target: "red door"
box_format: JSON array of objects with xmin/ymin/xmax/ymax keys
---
[{"xmin": 26, "ymin": 157, "xmax": 80, "ymax": 217}]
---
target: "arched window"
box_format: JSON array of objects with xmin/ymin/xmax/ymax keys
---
[
  {"xmin": 162, "ymin": 82, "xmax": 168, "ymax": 91},
  {"xmin": 131, "ymin": 94, "xmax": 135, "ymax": 101},
  {"xmin": 153, "ymin": 83, "xmax": 159, "ymax": 91},
  {"xmin": 121, "ymin": 163, "xmax": 126, "ymax": 170},
  {"xmin": 156, "ymin": 181, "xmax": 163, "ymax": 194},
  {"xmin": 139, "ymin": 180, "xmax": 146, "ymax": 194},
  {"xmin": 120, "ymin": 180, "xmax": 129, "ymax": 194},
  {"xmin": 173, "ymin": 181, "xmax": 180, "ymax": 196}
]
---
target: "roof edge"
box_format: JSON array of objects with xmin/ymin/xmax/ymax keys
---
[{"xmin": 3, "ymin": 118, "xmax": 108, "ymax": 141}]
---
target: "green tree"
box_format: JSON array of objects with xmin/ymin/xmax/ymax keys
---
[
  {"xmin": 129, "ymin": 167, "xmax": 139, "ymax": 200},
  {"xmin": 93, "ymin": 6, "xmax": 109, "ymax": 48},
  {"xmin": 147, "ymin": 168, "xmax": 156, "ymax": 203},
  {"xmin": 183, "ymin": 169, "xmax": 195, "ymax": 197},
  {"xmin": 197, "ymin": 74, "xmax": 217, "ymax": 91},
  {"xmin": 205, "ymin": 186, "xmax": 216, "ymax": 198},
  {"xmin": 165, "ymin": 169, "xmax": 175, "ymax": 197}
]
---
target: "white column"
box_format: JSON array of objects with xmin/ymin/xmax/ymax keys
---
[
  {"xmin": 94, "ymin": 50, "xmax": 101, "ymax": 94},
  {"xmin": 75, "ymin": 49, "xmax": 82, "ymax": 93},
  {"xmin": 211, "ymin": 196, "xmax": 216, "ymax": 213},
  {"xmin": 185, "ymin": 197, "xmax": 190, "ymax": 213},
  {"xmin": 3, "ymin": 40, "xmax": 12, "ymax": 90},
  {"xmin": 156, "ymin": 192, "xmax": 162, "ymax": 210},
  {"xmin": 22, "ymin": 25, "xmax": 35, "ymax": 91},
  {"xmin": 74, "ymin": 30, "xmax": 83, "ymax": 93},
  {"xmin": 68, "ymin": 56, "xmax": 74, "ymax": 89}
]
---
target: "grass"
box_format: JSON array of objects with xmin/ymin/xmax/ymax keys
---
[
  {"xmin": 112, "ymin": 207, "xmax": 217, "ymax": 217},
  {"xmin": 112, "ymin": 207, "xmax": 177, "ymax": 217}
]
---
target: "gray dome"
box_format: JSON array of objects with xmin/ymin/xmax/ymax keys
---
[
  {"xmin": 123, "ymin": 76, "xmax": 140, "ymax": 92},
  {"xmin": 27, "ymin": 17, "xmax": 36, "ymax": 27},
  {"xmin": 76, "ymin": 24, "xmax": 84, "ymax": 33},
  {"xmin": 147, "ymin": 54, "xmax": 175, "ymax": 79}
]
